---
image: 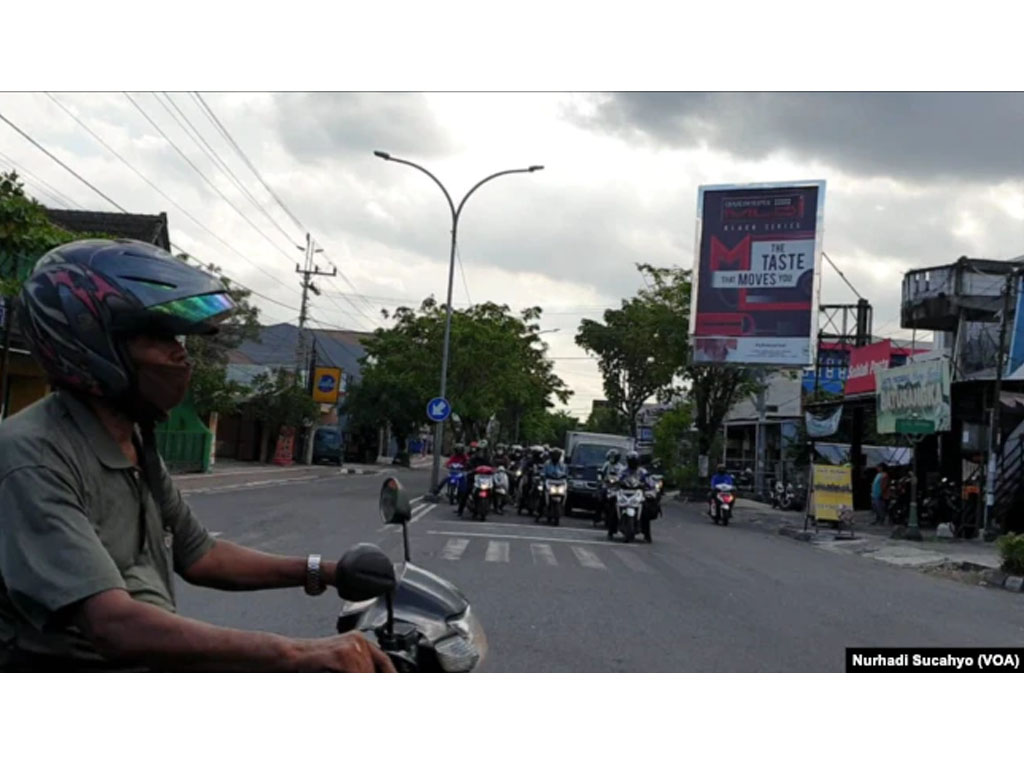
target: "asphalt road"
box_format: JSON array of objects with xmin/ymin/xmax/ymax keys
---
[{"xmin": 176, "ymin": 468, "xmax": 1024, "ymax": 672}]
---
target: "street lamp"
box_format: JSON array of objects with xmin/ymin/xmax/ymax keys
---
[{"xmin": 374, "ymin": 150, "xmax": 544, "ymax": 499}]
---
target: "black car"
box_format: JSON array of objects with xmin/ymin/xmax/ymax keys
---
[
  {"xmin": 312, "ymin": 426, "xmax": 343, "ymax": 465},
  {"xmin": 567, "ymin": 442, "xmax": 617, "ymax": 514}
]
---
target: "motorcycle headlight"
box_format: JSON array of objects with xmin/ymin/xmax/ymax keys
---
[{"xmin": 438, "ymin": 608, "xmax": 487, "ymax": 673}]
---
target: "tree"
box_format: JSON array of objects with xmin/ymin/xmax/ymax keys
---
[
  {"xmin": 652, "ymin": 402, "xmax": 697, "ymax": 490},
  {"xmin": 0, "ymin": 171, "xmax": 79, "ymax": 298},
  {"xmin": 248, "ymin": 368, "xmax": 320, "ymax": 460},
  {"xmin": 575, "ymin": 263, "xmax": 691, "ymax": 437},
  {"xmin": 520, "ymin": 408, "xmax": 580, "ymax": 447},
  {"xmin": 344, "ymin": 297, "xmax": 572, "ymax": 449},
  {"xmin": 584, "ymin": 403, "xmax": 629, "ymax": 435},
  {"xmin": 178, "ymin": 257, "xmax": 260, "ymax": 419}
]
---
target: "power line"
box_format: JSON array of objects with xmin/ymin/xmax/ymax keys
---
[
  {"xmin": 455, "ymin": 241, "xmax": 473, "ymax": 306},
  {"xmin": 160, "ymin": 92, "xmax": 301, "ymax": 248},
  {"xmin": 2, "ymin": 105, "xmax": 300, "ymax": 316},
  {"xmin": 191, "ymin": 93, "xmax": 382, "ymax": 322},
  {"xmin": 45, "ymin": 93, "xmax": 302, "ymax": 298},
  {"xmin": 124, "ymin": 92, "xmax": 298, "ymax": 265},
  {"xmin": 193, "ymin": 92, "xmax": 306, "ymax": 233},
  {"xmin": 0, "ymin": 110, "xmax": 129, "ymax": 212},
  {"xmin": 822, "ymin": 251, "xmax": 863, "ymax": 300},
  {"xmin": 0, "ymin": 149, "xmax": 82, "ymax": 208}
]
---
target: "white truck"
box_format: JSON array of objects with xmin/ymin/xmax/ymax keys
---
[{"xmin": 564, "ymin": 431, "xmax": 636, "ymax": 515}]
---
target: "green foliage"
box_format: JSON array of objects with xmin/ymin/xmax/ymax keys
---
[
  {"xmin": 521, "ymin": 408, "xmax": 579, "ymax": 447},
  {"xmin": 248, "ymin": 368, "xmax": 319, "ymax": 431},
  {"xmin": 179, "ymin": 256, "xmax": 260, "ymax": 418},
  {"xmin": 576, "ymin": 262, "xmax": 757, "ymax": 455},
  {"xmin": 344, "ymin": 298, "xmax": 571, "ymax": 446},
  {"xmin": 0, "ymin": 171, "xmax": 78, "ymax": 296},
  {"xmin": 584, "ymin": 403, "xmax": 629, "ymax": 435},
  {"xmin": 996, "ymin": 533, "xmax": 1024, "ymax": 576},
  {"xmin": 652, "ymin": 402, "xmax": 695, "ymax": 489},
  {"xmin": 575, "ymin": 263, "xmax": 690, "ymax": 436}
]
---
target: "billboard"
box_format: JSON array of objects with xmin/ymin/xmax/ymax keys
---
[
  {"xmin": 1008, "ymin": 276, "xmax": 1024, "ymax": 380},
  {"xmin": 691, "ymin": 181, "xmax": 826, "ymax": 367},
  {"xmin": 876, "ymin": 358, "xmax": 951, "ymax": 435},
  {"xmin": 801, "ymin": 344, "xmax": 849, "ymax": 396},
  {"xmin": 845, "ymin": 340, "xmax": 892, "ymax": 395},
  {"xmin": 312, "ymin": 366, "xmax": 343, "ymax": 404}
]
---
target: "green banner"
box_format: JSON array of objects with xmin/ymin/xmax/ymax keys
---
[{"xmin": 876, "ymin": 358, "xmax": 951, "ymax": 435}]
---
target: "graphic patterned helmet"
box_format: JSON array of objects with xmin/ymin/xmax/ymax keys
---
[{"xmin": 18, "ymin": 239, "xmax": 235, "ymax": 400}]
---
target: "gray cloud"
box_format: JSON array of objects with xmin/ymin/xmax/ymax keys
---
[
  {"xmin": 272, "ymin": 93, "xmax": 454, "ymax": 162},
  {"xmin": 571, "ymin": 93, "xmax": 1024, "ymax": 183}
]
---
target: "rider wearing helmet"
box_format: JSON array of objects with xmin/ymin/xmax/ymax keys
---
[
  {"xmin": 517, "ymin": 445, "xmax": 546, "ymax": 514},
  {"xmin": 493, "ymin": 443, "xmax": 509, "ymax": 468},
  {"xmin": 608, "ymin": 450, "xmax": 654, "ymax": 542},
  {"xmin": 457, "ymin": 439, "xmax": 493, "ymax": 516},
  {"xmin": 542, "ymin": 447, "xmax": 567, "ymax": 479},
  {"xmin": 0, "ymin": 240, "xmax": 393, "ymax": 673},
  {"xmin": 711, "ymin": 463, "xmax": 735, "ymax": 490},
  {"xmin": 432, "ymin": 441, "xmax": 470, "ymax": 496}
]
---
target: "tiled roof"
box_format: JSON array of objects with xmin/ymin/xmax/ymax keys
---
[{"xmin": 43, "ymin": 208, "xmax": 171, "ymax": 250}]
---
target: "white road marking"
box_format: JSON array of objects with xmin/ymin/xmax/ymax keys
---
[
  {"xmin": 426, "ymin": 530, "xmax": 624, "ymax": 547},
  {"xmin": 530, "ymin": 543, "xmax": 558, "ymax": 566},
  {"xmin": 440, "ymin": 538, "xmax": 470, "ymax": 561},
  {"xmin": 411, "ymin": 503, "xmax": 437, "ymax": 524},
  {"xmin": 485, "ymin": 540, "xmax": 510, "ymax": 563},
  {"xmin": 571, "ymin": 546, "xmax": 606, "ymax": 570},
  {"xmin": 612, "ymin": 548, "xmax": 653, "ymax": 573},
  {"xmin": 181, "ymin": 475, "xmax": 320, "ymax": 495},
  {"xmin": 209, "ymin": 531, "xmax": 223, "ymax": 538}
]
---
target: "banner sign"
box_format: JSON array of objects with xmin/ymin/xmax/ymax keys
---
[
  {"xmin": 846, "ymin": 340, "xmax": 892, "ymax": 395},
  {"xmin": 312, "ymin": 366, "xmax": 343, "ymax": 404},
  {"xmin": 805, "ymin": 406, "xmax": 843, "ymax": 438},
  {"xmin": 801, "ymin": 346, "xmax": 849, "ymax": 395},
  {"xmin": 272, "ymin": 426, "xmax": 296, "ymax": 466},
  {"xmin": 691, "ymin": 181, "xmax": 826, "ymax": 367},
  {"xmin": 1008, "ymin": 276, "xmax": 1024, "ymax": 380},
  {"xmin": 876, "ymin": 358, "xmax": 951, "ymax": 435},
  {"xmin": 812, "ymin": 463, "xmax": 853, "ymax": 522}
]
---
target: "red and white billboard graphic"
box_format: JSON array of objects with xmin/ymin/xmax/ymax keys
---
[{"xmin": 845, "ymin": 340, "xmax": 892, "ymax": 395}]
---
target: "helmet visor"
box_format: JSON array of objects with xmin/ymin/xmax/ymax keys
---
[{"xmin": 144, "ymin": 292, "xmax": 236, "ymax": 335}]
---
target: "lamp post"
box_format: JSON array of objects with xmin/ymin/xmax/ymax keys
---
[{"xmin": 374, "ymin": 151, "xmax": 543, "ymax": 499}]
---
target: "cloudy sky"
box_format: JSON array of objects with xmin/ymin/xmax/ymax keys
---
[{"xmin": 1, "ymin": 92, "xmax": 1022, "ymax": 418}]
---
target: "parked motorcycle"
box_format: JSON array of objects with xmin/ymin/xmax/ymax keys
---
[
  {"xmin": 614, "ymin": 474, "xmax": 647, "ymax": 543},
  {"xmin": 335, "ymin": 477, "xmax": 487, "ymax": 672},
  {"xmin": 709, "ymin": 482, "xmax": 735, "ymax": 526}
]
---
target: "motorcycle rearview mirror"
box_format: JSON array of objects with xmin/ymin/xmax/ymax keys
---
[
  {"xmin": 379, "ymin": 476, "xmax": 413, "ymax": 562},
  {"xmin": 336, "ymin": 543, "xmax": 397, "ymax": 636}
]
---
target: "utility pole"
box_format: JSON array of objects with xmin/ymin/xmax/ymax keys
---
[
  {"xmin": 295, "ymin": 232, "xmax": 336, "ymax": 464},
  {"xmin": 984, "ymin": 269, "xmax": 1017, "ymax": 539}
]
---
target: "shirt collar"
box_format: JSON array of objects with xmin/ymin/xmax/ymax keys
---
[{"xmin": 58, "ymin": 391, "xmax": 135, "ymax": 470}]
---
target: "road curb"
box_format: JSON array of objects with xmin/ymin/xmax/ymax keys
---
[
  {"xmin": 980, "ymin": 569, "xmax": 1024, "ymax": 593},
  {"xmin": 779, "ymin": 525, "xmax": 814, "ymax": 542}
]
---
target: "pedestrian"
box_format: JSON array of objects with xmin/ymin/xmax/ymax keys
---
[{"xmin": 871, "ymin": 463, "xmax": 890, "ymax": 524}]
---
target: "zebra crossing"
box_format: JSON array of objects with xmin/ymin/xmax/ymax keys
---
[{"xmin": 429, "ymin": 534, "xmax": 658, "ymax": 573}]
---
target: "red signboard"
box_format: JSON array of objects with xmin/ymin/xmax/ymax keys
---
[
  {"xmin": 272, "ymin": 426, "xmax": 296, "ymax": 466},
  {"xmin": 846, "ymin": 340, "xmax": 892, "ymax": 395}
]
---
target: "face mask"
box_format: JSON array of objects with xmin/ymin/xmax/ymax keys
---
[{"xmin": 135, "ymin": 361, "xmax": 193, "ymax": 416}]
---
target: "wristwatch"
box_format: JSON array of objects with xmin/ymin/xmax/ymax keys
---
[{"xmin": 305, "ymin": 554, "xmax": 327, "ymax": 596}]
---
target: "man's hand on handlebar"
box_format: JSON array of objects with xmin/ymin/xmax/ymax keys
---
[{"xmin": 292, "ymin": 632, "xmax": 396, "ymax": 672}]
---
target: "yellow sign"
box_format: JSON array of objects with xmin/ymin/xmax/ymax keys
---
[
  {"xmin": 312, "ymin": 367, "xmax": 343, "ymax": 404},
  {"xmin": 812, "ymin": 464, "xmax": 853, "ymax": 522}
]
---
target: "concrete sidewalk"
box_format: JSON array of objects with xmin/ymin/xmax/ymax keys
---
[{"xmin": 688, "ymin": 494, "xmax": 1005, "ymax": 572}]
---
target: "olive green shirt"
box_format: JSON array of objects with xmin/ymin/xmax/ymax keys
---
[{"xmin": 0, "ymin": 391, "xmax": 214, "ymax": 668}]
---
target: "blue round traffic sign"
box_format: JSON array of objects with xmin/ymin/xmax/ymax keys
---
[
  {"xmin": 427, "ymin": 397, "xmax": 451, "ymax": 422},
  {"xmin": 317, "ymin": 374, "xmax": 337, "ymax": 393}
]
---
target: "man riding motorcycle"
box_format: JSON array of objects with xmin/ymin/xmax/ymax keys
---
[
  {"xmin": 456, "ymin": 440, "xmax": 493, "ymax": 517},
  {"xmin": 607, "ymin": 450, "xmax": 653, "ymax": 541},
  {"xmin": 431, "ymin": 442, "xmax": 469, "ymax": 496},
  {"xmin": 0, "ymin": 239, "xmax": 393, "ymax": 672},
  {"xmin": 598, "ymin": 448, "xmax": 623, "ymax": 529},
  {"xmin": 517, "ymin": 445, "xmax": 546, "ymax": 515},
  {"xmin": 537, "ymin": 447, "xmax": 568, "ymax": 519}
]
